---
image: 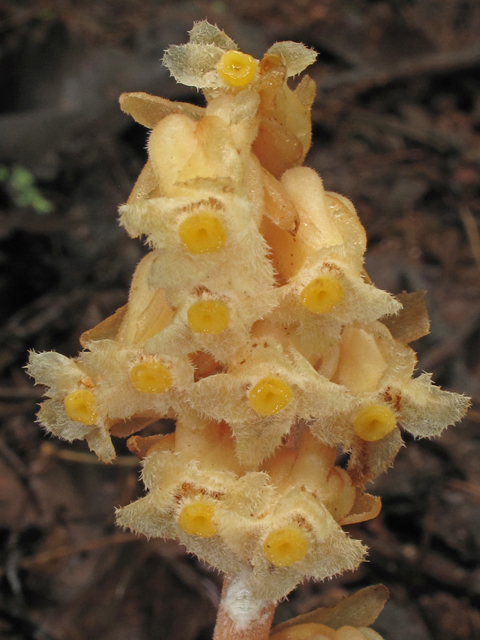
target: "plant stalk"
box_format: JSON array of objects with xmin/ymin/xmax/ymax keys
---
[{"xmin": 213, "ymin": 574, "xmax": 276, "ymax": 640}]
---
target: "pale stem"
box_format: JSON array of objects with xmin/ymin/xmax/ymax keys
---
[{"xmin": 213, "ymin": 574, "xmax": 276, "ymax": 640}]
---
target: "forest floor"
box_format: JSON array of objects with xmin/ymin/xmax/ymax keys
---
[{"xmin": 1, "ymin": 1, "xmax": 480, "ymax": 639}]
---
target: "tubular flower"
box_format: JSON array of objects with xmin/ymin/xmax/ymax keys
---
[
  {"xmin": 185, "ymin": 337, "xmax": 354, "ymax": 466},
  {"xmin": 77, "ymin": 341, "xmax": 193, "ymax": 423},
  {"xmin": 27, "ymin": 351, "xmax": 114, "ymax": 462},
  {"xmin": 27, "ymin": 21, "xmax": 469, "ymax": 607},
  {"xmin": 311, "ymin": 319, "xmax": 469, "ymax": 484}
]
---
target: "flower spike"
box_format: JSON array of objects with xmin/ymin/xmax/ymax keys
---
[{"xmin": 27, "ymin": 22, "xmax": 469, "ymax": 631}]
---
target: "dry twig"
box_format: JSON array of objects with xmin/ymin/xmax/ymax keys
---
[{"xmin": 459, "ymin": 206, "xmax": 480, "ymax": 270}]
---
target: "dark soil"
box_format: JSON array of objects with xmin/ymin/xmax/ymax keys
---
[{"xmin": 1, "ymin": 2, "xmax": 479, "ymax": 639}]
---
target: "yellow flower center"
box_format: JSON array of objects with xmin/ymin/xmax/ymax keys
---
[
  {"xmin": 178, "ymin": 213, "xmax": 226, "ymax": 254},
  {"xmin": 353, "ymin": 404, "xmax": 397, "ymax": 442},
  {"xmin": 64, "ymin": 390, "xmax": 97, "ymax": 425},
  {"xmin": 217, "ymin": 50, "xmax": 257, "ymax": 87},
  {"xmin": 300, "ymin": 275, "xmax": 343, "ymax": 314},
  {"xmin": 263, "ymin": 527, "xmax": 309, "ymax": 567},
  {"xmin": 187, "ymin": 300, "xmax": 229, "ymax": 334},
  {"xmin": 249, "ymin": 377, "xmax": 293, "ymax": 416},
  {"xmin": 178, "ymin": 502, "xmax": 218, "ymax": 538},
  {"xmin": 130, "ymin": 361, "xmax": 172, "ymax": 394}
]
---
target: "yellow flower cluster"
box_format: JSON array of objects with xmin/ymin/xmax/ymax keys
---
[{"xmin": 28, "ymin": 22, "xmax": 469, "ymax": 602}]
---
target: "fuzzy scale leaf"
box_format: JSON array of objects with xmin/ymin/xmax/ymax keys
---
[
  {"xmin": 119, "ymin": 92, "xmax": 204, "ymax": 129},
  {"xmin": 271, "ymin": 585, "xmax": 388, "ymax": 634},
  {"xmin": 399, "ymin": 373, "xmax": 470, "ymax": 437},
  {"xmin": 265, "ymin": 42, "xmax": 317, "ymax": 77},
  {"xmin": 163, "ymin": 43, "xmax": 228, "ymax": 89},
  {"xmin": 188, "ymin": 20, "xmax": 237, "ymax": 50}
]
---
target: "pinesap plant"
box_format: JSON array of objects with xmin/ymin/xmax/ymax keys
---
[{"xmin": 28, "ymin": 22, "xmax": 469, "ymax": 640}]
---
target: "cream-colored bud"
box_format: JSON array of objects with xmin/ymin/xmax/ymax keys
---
[
  {"xmin": 148, "ymin": 114, "xmax": 197, "ymax": 197},
  {"xmin": 282, "ymin": 168, "xmax": 344, "ymax": 249},
  {"xmin": 332, "ymin": 326, "xmax": 387, "ymax": 393},
  {"xmin": 271, "ymin": 623, "xmax": 335, "ymax": 640},
  {"xmin": 335, "ymin": 627, "xmax": 368, "ymax": 640}
]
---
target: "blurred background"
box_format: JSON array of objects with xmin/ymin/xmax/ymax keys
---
[{"xmin": 1, "ymin": 1, "xmax": 480, "ymax": 639}]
